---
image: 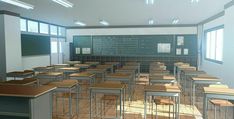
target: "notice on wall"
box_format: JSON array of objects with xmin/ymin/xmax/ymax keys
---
[
  {"xmin": 75, "ymin": 48, "xmax": 80, "ymax": 54},
  {"xmin": 184, "ymin": 48, "xmax": 189, "ymax": 55},
  {"xmin": 82, "ymin": 48, "xmax": 91, "ymax": 54},
  {"xmin": 157, "ymin": 43, "xmax": 171, "ymax": 53},
  {"xmin": 177, "ymin": 36, "xmax": 184, "ymax": 46},
  {"xmin": 176, "ymin": 48, "xmax": 182, "ymax": 55}
]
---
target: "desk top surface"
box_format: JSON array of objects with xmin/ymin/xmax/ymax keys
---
[
  {"xmin": 150, "ymin": 75, "xmax": 176, "ymax": 80},
  {"xmin": 90, "ymin": 82, "xmax": 125, "ymax": 89},
  {"xmin": 47, "ymin": 80, "xmax": 78, "ymax": 88},
  {"xmin": 178, "ymin": 66, "xmax": 196, "ymax": 70},
  {"xmin": 69, "ymin": 72, "xmax": 95, "ymax": 77},
  {"xmin": 145, "ymin": 84, "xmax": 181, "ymax": 93},
  {"xmin": 0, "ymin": 85, "xmax": 56, "ymax": 98},
  {"xmin": 192, "ymin": 74, "xmax": 219, "ymax": 81},
  {"xmin": 53, "ymin": 64, "xmax": 69, "ymax": 66},
  {"xmin": 182, "ymin": 70, "xmax": 206, "ymax": 74},
  {"xmin": 37, "ymin": 72, "xmax": 63, "ymax": 76},
  {"xmin": 58, "ymin": 67, "xmax": 80, "ymax": 71},
  {"xmin": 1, "ymin": 78, "xmax": 37, "ymax": 85},
  {"xmin": 74, "ymin": 64, "xmax": 91, "ymax": 67},
  {"xmin": 7, "ymin": 70, "xmax": 34, "ymax": 76},
  {"xmin": 86, "ymin": 68, "xmax": 106, "ymax": 72},
  {"xmin": 33, "ymin": 66, "xmax": 54, "ymax": 70},
  {"xmin": 105, "ymin": 62, "xmax": 120, "ymax": 65},
  {"xmin": 204, "ymin": 87, "xmax": 234, "ymax": 96},
  {"xmin": 106, "ymin": 73, "xmax": 132, "ymax": 78}
]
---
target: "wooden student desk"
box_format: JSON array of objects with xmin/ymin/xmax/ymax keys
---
[
  {"xmin": 124, "ymin": 63, "xmax": 140, "ymax": 79},
  {"xmin": 190, "ymin": 75, "xmax": 220, "ymax": 107},
  {"xmin": 177, "ymin": 66, "xmax": 196, "ymax": 83},
  {"xmin": 65, "ymin": 61, "xmax": 81, "ymax": 66},
  {"xmin": 173, "ymin": 62, "xmax": 189, "ymax": 76},
  {"xmin": 33, "ymin": 66, "xmax": 54, "ymax": 73},
  {"xmin": 203, "ymin": 87, "xmax": 234, "ymax": 119},
  {"xmin": 180, "ymin": 70, "xmax": 206, "ymax": 93},
  {"xmin": 1, "ymin": 78, "xmax": 38, "ymax": 86},
  {"xmin": 121, "ymin": 65, "xmax": 139, "ymax": 80},
  {"xmin": 74, "ymin": 64, "xmax": 91, "ymax": 70},
  {"xmin": 96, "ymin": 64, "xmax": 114, "ymax": 73},
  {"xmin": 89, "ymin": 82, "xmax": 126, "ymax": 119},
  {"xmin": 52, "ymin": 64, "xmax": 69, "ymax": 68},
  {"xmin": 149, "ymin": 75, "xmax": 176, "ymax": 85},
  {"xmin": 7, "ymin": 70, "xmax": 34, "ymax": 80},
  {"xmin": 149, "ymin": 70, "xmax": 170, "ymax": 76},
  {"xmin": 105, "ymin": 73, "xmax": 133, "ymax": 101},
  {"xmin": 57, "ymin": 67, "xmax": 80, "ymax": 77},
  {"xmin": 144, "ymin": 84, "xmax": 181, "ymax": 119},
  {"xmin": 47, "ymin": 80, "xmax": 79, "ymax": 119},
  {"xmin": 35, "ymin": 72, "xmax": 63, "ymax": 85},
  {"xmin": 0, "ymin": 85, "xmax": 56, "ymax": 119},
  {"xmin": 105, "ymin": 62, "xmax": 121, "ymax": 69},
  {"xmin": 85, "ymin": 62, "xmax": 100, "ymax": 67},
  {"xmin": 69, "ymin": 72, "xmax": 95, "ymax": 85},
  {"xmin": 86, "ymin": 68, "xmax": 106, "ymax": 82}
]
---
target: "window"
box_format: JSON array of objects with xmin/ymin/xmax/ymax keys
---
[
  {"xmin": 20, "ymin": 19, "xmax": 27, "ymax": 31},
  {"xmin": 205, "ymin": 26, "xmax": 224, "ymax": 63},
  {"xmin": 51, "ymin": 41, "xmax": 58, "ymax": 53},
  {"xmin": 27, "ymin": 20, "xmax": 38, "ymax": 33},
  {"xmin": 39, "ymin": 23, "xmax": 49, "ymax": 34},
  {"xmin": 50, "ymin": 25, "xmax": 57, "ymax": 35},
  {"xmin": 58, "ymin": 27, "xmax": 66, "ymax": 36}
]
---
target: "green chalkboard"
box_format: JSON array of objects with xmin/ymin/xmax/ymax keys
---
[
  {"xmin": 21, "ymin": 34, "xmax": 50, "ymax": 56},
  {"xmin": 73, "ymin": 35, "xmax": 197, "ymax": 57}
]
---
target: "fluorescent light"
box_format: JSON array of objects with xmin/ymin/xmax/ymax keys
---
[
  {"xmin": 75, "ymin": 21, "xmax": 86, "ymax": 26},
  {"xmin": 148, "ymin": 19, "xmax": 154, "ymax": 25},
  {"xmin": 191, "ymin": 0, "xmax": 199, "ymax": 3},
  {"xmin": 145, "ymin": 0, "xmax": 154, "ymax": 5},
  {"xmin": 52, "ymin": 0, "xmax": 73, "ymax": 8},
  {"xmin": 172, "ymin": 19, "xmax": 179, "ymax": 24},
  {"xmin": 0, "ymin": 0, "xmax": 34, "ymax": 9},
  {"xmin": 99, "ymin": 20, "xmax": 109, "ymax": 26}
]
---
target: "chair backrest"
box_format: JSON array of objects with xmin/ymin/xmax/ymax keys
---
[{"xmin": 209, "ymin": 84, "xmax": 229, "ymax": 88}]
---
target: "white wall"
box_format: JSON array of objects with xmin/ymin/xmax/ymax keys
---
[
  {"xmin": 22, "ymin": 55, "xmax": 50, "ymax": 70},
  {"xmin": 67, "ymin": 27, "xmax": 197, "ymax": 42},
  {"xmin": 4, "ymin": 14, "xmax": 22, "ymax": 72},
  {"xmin": 200, "ymin": 4, "xmax": 234, "ymax": 87}
]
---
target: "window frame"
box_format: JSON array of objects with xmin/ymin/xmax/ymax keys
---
[
  {"xmin": 39, "ymin": 22, "xmax": 49, "ymax": 34},
  {"xmin": 204, "ymin": 25, "xmax": 224, "ymax": 64},
  {"xmin": 27, "ymin": 20, "xmax": 39, "ymax": 33}
]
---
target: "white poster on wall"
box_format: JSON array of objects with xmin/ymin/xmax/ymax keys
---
[
  {"xmin": 157, "ymin": 43, "xmax": 171, "ymax": 53},
  {"xmin": 82, "ymin": 48, "xmax": 91, "ymax": 54},
  {"xmin": 184, "ymin": 48, "xmax": 189, "ymax": 55},
  {"xmin": 75, "ymin": 48, "xmax": 80, "ymax": 54},
  {"xmin": 177, "ymin": 36, "xmax": 184, "ymax": 46},
  {"xmin": 176, "ymin": 48, "xmax": 182, "ymax": 55}
]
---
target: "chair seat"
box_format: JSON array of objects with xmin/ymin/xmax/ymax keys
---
[
  {"xmin": 154, "ymin": 98, "xmax": 175, "ymax": 105},
  {"xmin": 210, "ymin": 99, "xmax": 234, "ymax": 107}
]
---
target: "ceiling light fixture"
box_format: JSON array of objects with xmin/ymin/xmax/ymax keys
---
[
  {"xmin": 52, "ymin": 0, "xmax": 73, "ymax": 8},
  {"xmin": 99, "ymin": 20, "xmax": 109, "ymax": 26},
  {"xmin": 0, "ymin": 0, "xmax": 34, "ymax": 9},
  {"xmin": 172, "ymin": 19, "xmax": 179, "ymax": 24},
  {"xmin": 191, "ymin": 0, "xmax": 199, "ymax": 3},
  {"xmin": 148, "ymin": 19, "xmax": 154, "ymax": 25},
  {"xmin": 145, "ymin": 0, "xmax": 154, "ymax": 5},
  {"xmin": 74, "ymin": 21, "xmax": 86, "ymax": 26}
]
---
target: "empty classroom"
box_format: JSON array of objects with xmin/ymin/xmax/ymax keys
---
[{"xmin": 0, "ymin": 0, "xmax": 234, "ymax": 119}]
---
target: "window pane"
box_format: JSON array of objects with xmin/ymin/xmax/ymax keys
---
[
  {"xmin": 39, "ymin": 23, "xmax": 49, "ymax": 34},
  {"xmin": 210, "ymin": 31, "xmax": 216, "ymax": 59},
  {"xmin": 206, "ymin": 32, "xmax": 211, "ymax": 59},
  {"xmin": 59, "ymin": 42, "xmax": 62, "ymax": 53},
  {"xmin": 50, "ymin": 25, "xmax": 57, "ymax": 35},
  {"xmin": 28, "ymin": 20, "xmax": 38, "ymax": 33},
  {"xmin": 51, "ymin": 41, "xmax": 58, "ymax": 53},
  {"xmin": 58, "ymin": 27, "xmax": 65, "ymax": 36},
  {"xmin": 216, "ymin": 29, "xmax": 223, "ymax": 61},
  {"xmin": 20, "ymin": 19, "xmax": 26, "ymax": 31}
]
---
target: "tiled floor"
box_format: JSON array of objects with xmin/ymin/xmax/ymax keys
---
[{"xmin": 52, "ymin": 75, "xmax": 233, "ymax": 119}]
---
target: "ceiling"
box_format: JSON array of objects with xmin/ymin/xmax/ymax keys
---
[{"xmin": 0, "ymin": 0, "xmax": 231, "ymax": 27}]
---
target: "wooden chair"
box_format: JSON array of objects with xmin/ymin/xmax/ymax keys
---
[
  {"xmin": 209, "ymin": 84, "xmax": 234, "ymax": 119},
  {"xmin": 154, "ymin": 98, "xmax": 175, "ymax": 119}
]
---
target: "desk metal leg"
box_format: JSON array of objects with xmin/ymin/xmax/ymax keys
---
[
  {"xmin": 120, "ymin": 90, "xmax": 122, "ymax": 119},
  {"xmin": 69, "ymin": 89, "xmax": 72, "ymax": 119},
  {"xmin": 123, "ymin": 88, "xmax": 125, "ymax": 118},
  {"xmin": 89, "ymin": 89, "xmax": 92, "ymax": 119},
  {"xmin": 144, "ymin": 92, "xmax": 147, "ymax": 119},
  {"xmin": 203, "ymin": 94, "xmax": 208, "ymax": 119},
  {"xmin": 192, "ymin": 83, "xmax": 195, "ymax": 108},
  {"xmin": 178, "ymin": 94, "xmax": 180, "ymax": 119}
]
